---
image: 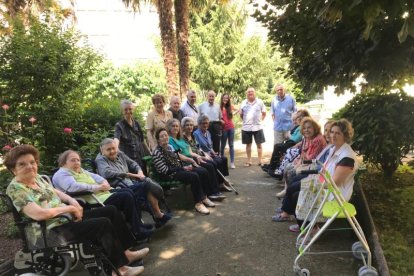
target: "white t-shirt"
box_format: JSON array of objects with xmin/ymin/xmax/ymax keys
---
[
  {"xmin": 324, "ymin": 143, "xmax": 358, "ymax": 201},
  {"xmin": 240, "ymin": 98, "xmax": 266, "ymax": 132}
]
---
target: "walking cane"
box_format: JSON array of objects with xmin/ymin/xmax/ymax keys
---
[{"xmin": 216, "ymin": 167, "xmax": 239, "ymax": 195}]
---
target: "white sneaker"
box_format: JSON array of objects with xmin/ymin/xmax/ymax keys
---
[
  {"xmin": 230, "ymin": 162, "xmax": 236, "ymax": 169},
  {"xmin": 195, "ymin": 203, "xmax": 210, "ymax": 214},
  {"xmin": 202, "ymin": 198, "xmax": 216, "ymax": 207}
]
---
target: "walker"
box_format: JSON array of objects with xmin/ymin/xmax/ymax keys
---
[{"xmin": 293, "ymin": 160, "xmax": 378, "ymax": 276}]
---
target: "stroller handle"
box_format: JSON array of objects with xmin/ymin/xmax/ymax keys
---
[{"xmin": 298, "ymin": 169, "xmax": 319, "ymax": 175}]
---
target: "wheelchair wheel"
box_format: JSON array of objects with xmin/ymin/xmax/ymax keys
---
[{"xmin": 33, "ymin": 252, "xmax": 71, "ymax": 276}]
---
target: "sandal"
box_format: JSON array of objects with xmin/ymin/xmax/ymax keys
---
[
  {"xmin": 289, "ymin": 224, "xmax": 300, "ymax": 233},
  {"xmin": 244, "ymin": 162, "xmax": 252, "ymax": 167},
  {"xmin": 271, "ymin": 213, "xmax": 291, "ymax": 222}
]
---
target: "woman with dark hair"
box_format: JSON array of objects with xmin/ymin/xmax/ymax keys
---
[
  {"xmin": 5, "ymin": 145, "xmax": 147, "ymax": 275},
  {"xmin": 151, "ymin": 128, "xmax": 213, "ymax": 215},
  {"xmin": 220, "ymin": 93, "xmax": 238, "ymax": 169},
  {"xmin": 166, "ymin": 118, "xmax": 225, "ymax": 201}
]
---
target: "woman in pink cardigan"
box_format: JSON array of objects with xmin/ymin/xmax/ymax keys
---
[{"xmin": 275, "ymin": 117, "xmax": 327, "ymax": 199}]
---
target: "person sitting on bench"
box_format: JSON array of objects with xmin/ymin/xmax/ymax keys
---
[{"xmin": 95, "ymin": 138, "xmax": 172, "ymax": 226}]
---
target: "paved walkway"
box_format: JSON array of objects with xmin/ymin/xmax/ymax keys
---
[{"xmin": 142, "ymin": 140, "xmax": 361, "ymax": 275}]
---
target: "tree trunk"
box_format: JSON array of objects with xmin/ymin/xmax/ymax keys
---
[
  {"xmin": 156, "ymin": 0, "xmax": 179, "ymax": 96},
  {"xmin": 174, "ymin": 0, "xmax": 190, "ymax": 98}
]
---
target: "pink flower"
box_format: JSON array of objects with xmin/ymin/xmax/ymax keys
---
[
  {"xmin": 2, "ymin": 145, "xmax": 12, "ymax": 151},
  {"xmin": 29, "ymin": 116, "xmax": 37, "ymax": 124},
  {"xmin": 63, "ymin": 127, "xmax": 72, "ymax": 134},
  {"xmin": 2, "ymin": 104, "xmax": 9, "ymax": 111}
]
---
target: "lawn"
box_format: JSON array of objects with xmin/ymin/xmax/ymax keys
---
[{"xmin": 361, "ymin": 162, "xmax": 414, "ymax": 276}]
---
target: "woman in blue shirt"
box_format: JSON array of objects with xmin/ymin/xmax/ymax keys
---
[{"xmin": 193, "ymin": 115, "xmax": 231, "ymax": 191}]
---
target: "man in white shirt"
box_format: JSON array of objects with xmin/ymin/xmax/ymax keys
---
[
  {"xmin": 198, "ymin": 90, "xmax": 223, "ymax": 152},
  {"xmin": 240, "ymin": 87, "xmax": 266, "ymax": 166},
  {"xmin": 180, "ymin": 89, "xmax": 199, "ymax": 123}
]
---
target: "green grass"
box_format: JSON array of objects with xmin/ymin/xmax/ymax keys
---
[{"xmin": 361, "ymin": 165, "xmax": 414, "ymax": 276}]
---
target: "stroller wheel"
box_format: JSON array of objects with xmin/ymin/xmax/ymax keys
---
[
  {"xmin": 300, "ymin": 268, "xmax": 310, "ymax": 276},
  {"xmin": 352, "ymin": 241, "xmax": 368, "ymax": 261},
  {"xmin": 358, "ymin": 265, "xmax": 378, "ymax": 276}
]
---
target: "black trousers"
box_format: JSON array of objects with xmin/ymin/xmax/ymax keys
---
[
  {"xmin": 104, "ymin": 189, "xmax": 142, "ymax": 237},
  {"xmin": 269, "ymin": 140, "xmax": 296, "ymax": 170},
  {"xmin": 208, "ymin": 122, "xmax": 222, "ymax": 153},
  {"xmin": 210, "ymin": 155, "xmax": 229, "ymax": 184},
  {"xmin": 199, "ymin": 161, "xmax": 220, "ymax": 195},
  {"xmin": 52, "ymin": 205, "xmax": 135, "ymax": 268},
  {"xmin": 173, "ymin": 169, "xmax": 205, "ymax": 203}
]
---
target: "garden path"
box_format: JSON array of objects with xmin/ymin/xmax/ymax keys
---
[{"xmin": 139, "ymin": 146, "xmax": 362, "ymax": 275}]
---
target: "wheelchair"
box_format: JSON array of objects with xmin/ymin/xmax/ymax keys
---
[{"xmin": 0, "ymin": 192, "xmax": 121, "ymax": 276}]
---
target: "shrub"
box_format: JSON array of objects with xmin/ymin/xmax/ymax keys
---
[
  {"xmin": 334, "ymin": 90, "xmax": 414, "ymax": 176},
  {"xmin": 0, "ymin": 19, "xmax": 101, "ymax": 167}
]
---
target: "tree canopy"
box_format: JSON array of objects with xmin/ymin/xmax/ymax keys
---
[
  {"xmin": 190, "ymin": 3, "xmax": 302, "ymax": 103},
  {"xmin": 252, "ymin": 0, "xmax": 414, "ymax": 94}
]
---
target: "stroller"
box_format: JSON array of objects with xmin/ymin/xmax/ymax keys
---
[{"xmin": 293, "ymin": 160, "xmax": 378, "ymax": 276}]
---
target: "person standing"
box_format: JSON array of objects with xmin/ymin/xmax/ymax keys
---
[
  {"xmin": 180, "ymin": 89, "xmax": 199, "ymax": 123},
  {"xmin": 198, "ymin": 90, "xmax": 223, "ymax": 153},
  {"xmin": 114, "ymin": 99, "xmax": 150, "ymax": 175},
  {"xmin": 169, "ymin": 95, "xmax": 185, "ymax": 122},
  {"xmin": 220, "ymin": 93, "xmax": 238, "ymax": 169},
  {"xmin": 270, "ymin": 84, "xmax": 296, "ymax": 145},
  {"xmin": 240, "ymin": 87, "xmax": 266, "ymax": 166},
  {"xmin": 146, "ymin": 94, "xmax": 173, "ymax": 151}
]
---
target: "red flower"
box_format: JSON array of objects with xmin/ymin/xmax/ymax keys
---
[
  {"xmin": 2, "ymin": 104, "xmax": 9, "ymax": 111},
  {"xmin": 63, "ymin": 127, "xmax": 72, "ymax": 134},
  {"xmin": 2, "ymin": 145, "xmax": 12, "ymax": 151},
  {"xmin": 29, "ymin": 116, "xmax": 37, "ymax": 124}
]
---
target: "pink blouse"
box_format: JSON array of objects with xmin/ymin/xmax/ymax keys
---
[
  {"xmin": 301, "ymin": 134, "xmax": 327, "ymax": 160},
  {"xmin": 222, "ymin": 106, "xmax": 235, "ymax": 131}
]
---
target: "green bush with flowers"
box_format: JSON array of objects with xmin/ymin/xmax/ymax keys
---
[{"xmin": 0, "ymin": 18, "xmax": 166, "ymax": 183}]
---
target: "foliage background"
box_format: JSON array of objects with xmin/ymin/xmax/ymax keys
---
[{"xmin": 334, "ymin": 91, "xmax": 414, "ymax": 176}]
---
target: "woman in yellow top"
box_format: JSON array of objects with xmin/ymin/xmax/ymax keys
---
[{"xmin": 146, "ymin": 94, "xmax": 173, "ymax": 151}]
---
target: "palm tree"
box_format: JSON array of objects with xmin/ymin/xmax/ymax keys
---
[
  {"xmin": 122, "ymin": 0, "xmax": 179, "ymax": 96},
  {"xmin": 174, "ymin": 0, "xmax": 190, "ymax": 96},
  {"xmin": 0, "ymin": 0, "xmax": 75, "ymax": 35}
]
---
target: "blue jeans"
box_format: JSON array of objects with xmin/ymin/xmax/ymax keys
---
[{"xmin": 220, "ymin": 128, "xmax": 235, "ymax": 163}]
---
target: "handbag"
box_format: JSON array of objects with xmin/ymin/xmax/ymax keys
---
[{"xmin": 295, "ymin": 175, "xmax": 326, "ymax": 222}]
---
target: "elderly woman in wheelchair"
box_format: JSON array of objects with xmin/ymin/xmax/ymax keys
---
[
  {"xmin": 52, "ymin": 150, "xmax": 155, "ymax": 240},
  {"xmin": 4, "ymin": 145, "xmax": 148, "ymax": 275}
]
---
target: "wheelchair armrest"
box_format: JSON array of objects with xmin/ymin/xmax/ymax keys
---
[
  {"xmin": 67, "ymin": 191, "xmax": 94, "ymax": 197},
  {"xmin": 109, "ymin": 177, "xmax": 130, "ymax": 189}
]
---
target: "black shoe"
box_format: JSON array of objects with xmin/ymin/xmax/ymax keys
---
[
  {"xmin": 268, "ymin": 170, "xmax": 283, "ymax": 180},
  {"xmin": 261, "ymin": 164, "xmax": 270, "ymax": 171},
  {"xmin": 135, "ymin": 226, "xmax": 154, "ymax": 241},
  {"xmin": 154, "ymin": 213, "xmax": 173, "ymax": 228},
  {"xmin": 141, "ymin": 223, "xmax": 155, "ymax": 231}
]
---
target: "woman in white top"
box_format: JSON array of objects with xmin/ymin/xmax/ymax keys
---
[{"xmin": 273, "ymin": 119, "xmax": 357, "ymax": 224}]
